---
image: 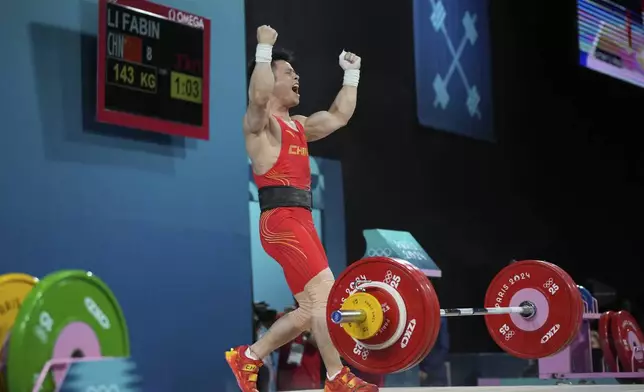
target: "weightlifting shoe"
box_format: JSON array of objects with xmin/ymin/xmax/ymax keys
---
[
  {"xmin": 324, "ymin": 366, "xmax": 379, "ymax": 391},
  {"xmin": 225, "ymin": 345, "xmax": 263, "ymax": 392}
]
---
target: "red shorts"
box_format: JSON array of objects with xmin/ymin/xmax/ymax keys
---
[{"xmin": 259, "ymin": 207, "xmax": 329, "ymax": 294}]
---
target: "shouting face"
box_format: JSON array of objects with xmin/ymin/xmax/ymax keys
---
[{"xmin": 272, "ymin": 60, "xmax": 300, "ymax": 108}]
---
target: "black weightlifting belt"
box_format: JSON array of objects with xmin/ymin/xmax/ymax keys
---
[{"xmin": 258, "ymin": 186, "xmax": 312, "ymax": 212}]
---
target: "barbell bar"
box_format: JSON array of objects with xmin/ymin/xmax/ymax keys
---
[{"xmin": 331, "ymin": 301, "xmax": 537, "ymax": 324}]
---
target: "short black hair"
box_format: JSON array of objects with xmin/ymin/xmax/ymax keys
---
[{"xmin": 247, "ymin": 47, "xmax": 295, "ymax": 83}]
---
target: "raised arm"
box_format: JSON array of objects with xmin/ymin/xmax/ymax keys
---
[
  {"xmin": 243, "ymin": 26, "xmax": 278, "ymax": 135},
  {"xmin": 295, "ymin": 51, "xmax": 361, "ymax": 142}
]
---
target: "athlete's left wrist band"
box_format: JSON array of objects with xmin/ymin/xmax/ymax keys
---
[
  {"xmin": 256, "ymin": 44, "xmax": 273, "ymax": 63},
  {"xmin": 343, "ymin": 69, "xmax": 360, "ymax": 87}
]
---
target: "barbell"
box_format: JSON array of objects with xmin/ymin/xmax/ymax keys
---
[
  {"xmin": 326, "ymin": 257, "xmax": 585, "ymax": 374},
  {"xmin": 332, "ymin": 302, "xmax": 537, "ymax": 322}
]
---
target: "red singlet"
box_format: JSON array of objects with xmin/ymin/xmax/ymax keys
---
[{"xmin": 253, "ymin": 116, "xmax": 329, "ymax": 294}]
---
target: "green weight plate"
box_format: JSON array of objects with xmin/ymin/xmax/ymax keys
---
[{"xmin": 7, "ymin": 270, "xmax": 130, "ymax": 391}]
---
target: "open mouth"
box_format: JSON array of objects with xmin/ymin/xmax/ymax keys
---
[{"xmin": 292, "ymin": 85, "xmax": 300, "ymax": 95}]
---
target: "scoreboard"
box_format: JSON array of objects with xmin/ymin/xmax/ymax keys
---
[{"xmin": 97, "ymin": 0, "xmax": 211, "ymax": 140}]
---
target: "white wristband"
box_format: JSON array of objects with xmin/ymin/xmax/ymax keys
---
[
  {"xmin": 255, "ymin": 44, "xmax": 273, "ymax": 63},
  {"xmin": 343, "ymin": 69, "xmax": 360, "ymax": 87}
]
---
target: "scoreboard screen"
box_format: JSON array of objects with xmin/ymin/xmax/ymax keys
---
[
  {"xmin": 578, "ymin": 0, "xmax": 644, "ymax": 89},
  {"xmin": 97, "ymin": 0, "xmax": 211, "ymax": 140}
]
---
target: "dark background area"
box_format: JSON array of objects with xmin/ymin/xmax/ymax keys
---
[{"xmin": 245, "ymin": 0, "xmax": 644, "ymax": 353}]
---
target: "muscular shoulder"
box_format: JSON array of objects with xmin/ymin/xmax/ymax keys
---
[
  {"xmin": 292, "ymin": 115, "xmax": 307, "ymax": 126},
  {"xmin": 244, "ymin": 114, "xmax": 279, "ymax": 136}
]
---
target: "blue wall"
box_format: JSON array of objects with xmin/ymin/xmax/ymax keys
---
[{"xmin": 0, "ymin": 1, "xmax": 250, "ymax": 391}]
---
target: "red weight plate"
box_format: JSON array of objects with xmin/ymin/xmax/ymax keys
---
[
  {"xmin": 358, "ymin": 258, "xmax": 432, "ymax": 351},
  {"xmin": 328, "ymin": 258, "xmax": 416, "ymax": 374},
  {"xmin": 411, "ymin": 278, "xmax": 442, "ymax": 370},
  {"xmin": 534, "ymin": 261, "xmax": 582, "ymax": 355},
  {"xmin": 483, "ymin": 260, "xmax": 578, "ymax": 359},
  {"xmin": 327, "ymin": 257, "xmax": 440, "ymax": 374},
  {"xmin": 610, "ymin": 310, "xmax": 644, "ymax": 373},
  {"xmin": 363, "ymin": 259, "xmax": 440, "ymax": 372},
  {"xmin": 330, "ymin": 257, "xmax": 439, "ymax": 374},
  {"xmin": 511, "ymin": 260, "xmax": 581, "ymax": 356},
  {"xmin": 389, "ymin": 260, "xmax": 451, "ymax": 372},
  {"xmin": 544, "ymin": 262, "xmax": 583, "ymax": 354},
  {"xmin": 392, "ymin": 267, "xmax": 438, "ymax": 373},
  {"xmin": 391, "ymin": 259, "xmax": 441, "ymax": 371},
  {"xmin": 367, "ymin": 256, "xmax": 441, "ymax": 369},
  {"xmin": 599, "ymin": 311, "xmax": 618, "ymax": 372}
]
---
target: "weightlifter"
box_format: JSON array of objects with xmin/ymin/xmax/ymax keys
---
[{"xmin": 225, "ymin": 25, "xmax": 378, "ymax": 392}]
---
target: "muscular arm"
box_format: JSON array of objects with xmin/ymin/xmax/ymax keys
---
[
  {"xmin": 295, "ymin": 51, "xmax": 361, "ymax": 141},
  {"xmin": 243, "ymin": 62, "xmax": 274, "ymax": 134},
  {"xmin": 294, "ymin": 85, "xmax": 357, "ymax": 142}
]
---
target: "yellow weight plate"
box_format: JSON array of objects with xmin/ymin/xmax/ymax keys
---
[
  {"xmin": 0, "ymin": 273, "xmax": 38, "ymax": 350},
  {"xmin": 0, "ymin": 273, "xmax": 37, "ymax": 392},
  {"xmin": 340, "ymin": 292, "xmax": 384, "ymax": 340}
]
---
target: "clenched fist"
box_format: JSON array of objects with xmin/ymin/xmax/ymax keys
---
[
  {"xmin": 257, "ymin": 25, "xmax": 278, "ymax": 45},
  {"xmin": 339, "ymin": 50, "xmax": 361, "ymax": 70}
]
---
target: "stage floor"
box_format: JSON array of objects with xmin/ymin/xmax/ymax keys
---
[{"xmin": 295, "ymin": 387, "xmax": 644, "ymax": 391}]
